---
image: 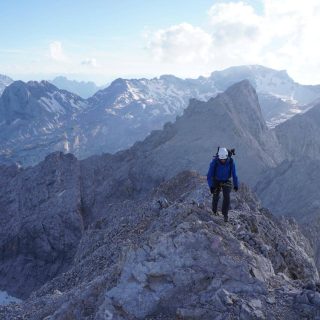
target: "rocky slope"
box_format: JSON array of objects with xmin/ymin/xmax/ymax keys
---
[
  {"xmin": 1, "ymin": 171, "xmax": 319, "ymax": 319},
  {"xmin": 274, "ymin": 102, "xmax": 320, "ymax": 161},
  {"xmin": 0, "ymin": 153, "xmax": 84, "ymax": 299},
  {"xmin": 254, "ymin": 159, "xmax": 320, "ymax": 272},
  {"xmin": 257, "ymin": 102, "xmax": 320, "ymax": 214},
  {"xmin": 255, "ymin": 159, "xmax": 320, "ymax": 219},
  {"xmin": 254, "ymin": 101, "xmax": 320, "ymax": 271}
]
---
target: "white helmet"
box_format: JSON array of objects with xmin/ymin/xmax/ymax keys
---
[{"xmin": 218, "ymin": 147, "xmax": 228, "ymax": 160}]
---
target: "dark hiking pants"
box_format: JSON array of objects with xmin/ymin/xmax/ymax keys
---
[{"xmin": 212, "ymin": 181, "xmax": 232, "ymax": 217}]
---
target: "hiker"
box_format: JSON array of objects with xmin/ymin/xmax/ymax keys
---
[{"xmin": 207, "ymin": 147, "xmax": 239, "ymax": 222}]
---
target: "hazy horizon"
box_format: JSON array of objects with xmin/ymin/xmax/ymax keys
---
[{"xmin": 1, "ymin": 0, "xmax": 320, "ymax": 85}]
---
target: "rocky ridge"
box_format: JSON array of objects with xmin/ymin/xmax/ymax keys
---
[{"xmin": 1, "ymin": 171, "xmax": 319, "ymax": 319}]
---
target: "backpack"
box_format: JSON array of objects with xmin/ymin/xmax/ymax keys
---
[{"xmin": 213, "ymin": 147, "xmax": 235, "ymax": 180}]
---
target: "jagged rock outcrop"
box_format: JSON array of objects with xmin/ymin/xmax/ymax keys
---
[
  {"xmin": 1, "ymin": 171, "xmax": 319, "ymax": 319},
  {"xmin": 0, "ymin": 152, "xmax": 84, "ymax": 298}
]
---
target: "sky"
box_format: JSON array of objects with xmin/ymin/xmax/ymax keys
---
[{"xmin": 0, "ymin": 0, "xmax": 319, "ymax": 85}]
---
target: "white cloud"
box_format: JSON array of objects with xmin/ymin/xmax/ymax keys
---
[
  {"xmin": 206, "ymin": 0, "xmax": 320, "ymax": 82},
  {"xmin": 206, "ymin": 1, "xmax": 264, "ymax": 67},
  {"xmin": 49, "ymin": 41, "xmax": 67, "ymax": 62},
  {"xmin": 208, "ymin": 2, "xmax": 261, "ymax": 44},
  {"xmin": 81, "ymin": 58, "xmax": 98, "ymax": 67},
  {"xmin": 7, "ymin": 1, "xmax": 320, "ymax": 85},
  {"xmin": 144, "ymin": 1, "xmax": 320, "ymax": 84},
  {"xmin": 147, "ymin": 23, "xmax": 213, "ymax": 64},
  {"xmin": 261, "ymin": 0, "xmax": 320, "ymax": 83}
]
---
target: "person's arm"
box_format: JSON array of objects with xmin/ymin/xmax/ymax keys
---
[
  {"xmin": 207, "ymin": 159, "xmax": 215, "ymax": 188},
  {"xmin": 232, "ymin": 160, "xmax": 239, "ymax": 190}
]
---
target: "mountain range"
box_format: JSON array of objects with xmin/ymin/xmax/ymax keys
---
[{"xmin": 1, "ymin": 65, "xmax": 320, "ymax": 167}]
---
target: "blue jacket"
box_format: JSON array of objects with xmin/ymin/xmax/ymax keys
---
[{"xmin": 207, "ymin": 157, "xmax": 239, "ymax": 189}]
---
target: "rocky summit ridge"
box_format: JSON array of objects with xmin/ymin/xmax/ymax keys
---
[{"xmin": 1, "ymin": 171, "xmax": 320, "ymax": 319}]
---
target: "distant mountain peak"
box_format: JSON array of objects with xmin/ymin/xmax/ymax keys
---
[
  {"xmin": 0, "ymin": 79, "xmax": 88, "ymax": 125},
  {"xmin": 211, "ymin": 65, "xmax": 293, "ymax": 81},
  {"xmin": 50, "ymin": 76, "xmax": 102, "ymax": 98},
  {"xmin": 52, "ymin": 76, "xmax": 98, "ymax": 86},
  {"xmin": 212, "ymin": 64, "xmax": 290, "ymax": 74},
  {"xmin": 1, "ymin": 64, "xmax": 320, "ymax": 167}
]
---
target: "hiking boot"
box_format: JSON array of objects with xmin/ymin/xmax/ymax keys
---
[
  {"xmin": 224, "ymin": 214, "xmax": 228, "ymax": 222},
  {"xmin": 212, "ymin": 210, "xmax": 219, "ymax": 216}
]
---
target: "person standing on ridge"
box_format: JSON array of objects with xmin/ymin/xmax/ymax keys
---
[{"xmin": 207, "ymin": 147, "xmax": 239, "ymax": 222}]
